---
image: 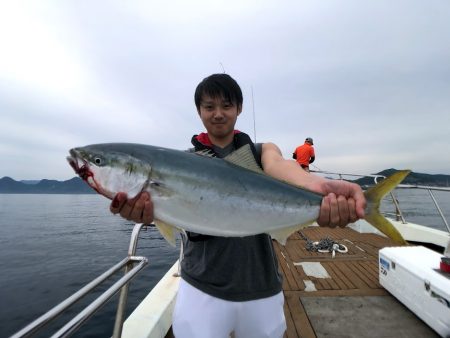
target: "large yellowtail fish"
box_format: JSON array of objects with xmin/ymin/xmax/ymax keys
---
[{"xmin": 67, "ymin": 143, "xmax": 409, "ymax": 246}]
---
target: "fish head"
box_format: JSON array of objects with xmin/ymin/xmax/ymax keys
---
[{"xmin": 67, "ymin": 144, "xmax": 151, "ymax": 200}]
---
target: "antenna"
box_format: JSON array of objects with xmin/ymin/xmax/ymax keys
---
[
  {"xmin": 219, "ymin": 62, "xmax": 226, "ymax": 73},
  {"xmin": 251, "ymin": 86, "xmax": 256, "ymax": 142}
]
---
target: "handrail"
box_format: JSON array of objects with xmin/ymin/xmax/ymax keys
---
[
  {"xmin": 10, "ymin": 223, "xmax": 149, "ymax": 338},
  {"xmin": 388, "ymin": 192, "xmax": 407, "ymax": 223},
  {"xmin": 310, "ymin": 170, "xmax": 385, "ymax": 180},
  {"xmin": 396, "ymin": 184, "xmax": 450, "ymax": 192},
  {"xmin": 428, "ymin": 189, "xmax": 450, "ymax": 233},
  {"xmin": 51, "ymin": 258, "xmax": 147, "ymax": 338},
  {"xmin": 312, "ymin": 170, "xmax": 450, "ymax": 234},
  {"xmin": 112, "ymin": 224, "xmax": 148, "ymax": 338},
  {"xmin": 385, "ymin": 185, "xmax": 450, "ymax": 233}
]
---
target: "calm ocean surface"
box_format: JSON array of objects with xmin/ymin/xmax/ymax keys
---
[
  {"xmin": 1, "ymin": 189, "xmax": 449, "ymax": 337},
  {"xmin": 0, "ymin": 194, "xmax": 179, "ymax": 338}
]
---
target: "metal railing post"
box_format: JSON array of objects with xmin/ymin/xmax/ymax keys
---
[
  {"xmin": 112, "ymin": 223, "xmax": 148, "ymax": 338},
  {"xmin": 389, "ymin": 192, "xmax": 406, "ymax": 223},
  {"xmin": 50, "ymin": 258, "xmax": 147, "ymax": 338},
  {"xmin": 428, "ymin": 189, "xmax": 450, "ymax": 233},
  {"xmin": 9, "ymin": 223, "xmax": 149, "ymax": 338}
]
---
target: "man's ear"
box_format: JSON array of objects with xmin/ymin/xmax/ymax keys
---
[{"xmin": 237, "ymin": 104, "xmax": 242, "ymax": 115}]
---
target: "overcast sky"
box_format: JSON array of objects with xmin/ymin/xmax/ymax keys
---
[{"xmin": 1, "ymin": 0, "xmax": 449, "ymax": 180}]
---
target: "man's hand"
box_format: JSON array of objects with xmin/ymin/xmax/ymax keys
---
[
  {"xmin": 317, "ymin": 180, "xmax": 365, "ymax": 228},
  {"xmin": 110, "ymin": 191, "xmax": 154, "ymax": 224}
]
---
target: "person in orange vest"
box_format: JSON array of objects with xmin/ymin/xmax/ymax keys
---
[{"xmin": 292, "ymin": 137, "xmax": 315, "ymax": 172}]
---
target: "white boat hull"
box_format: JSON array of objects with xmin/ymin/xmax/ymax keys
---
[
  {"xmin": 122, "ymin": 261, "xmax": 180, "ymax": 338},
  {"xmin": 350, "ymin": 219, "xmax": 450, "ymax": 251}
]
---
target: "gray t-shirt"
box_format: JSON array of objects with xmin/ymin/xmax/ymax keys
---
[{"xmin": 180, "ymin": 142, "xmax": 283, "ymax": 301}]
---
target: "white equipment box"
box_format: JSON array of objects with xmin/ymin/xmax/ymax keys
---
[{"xmin": 379, "ymin": 246, "xmax": 450, "ymax": 338}]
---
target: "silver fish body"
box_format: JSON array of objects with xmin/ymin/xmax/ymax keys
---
[
  {"xmin": 68, "ymin": 143, "xmax": 409, "ymax": 245},
  {"xmin": 68, "ymin": 143, "xmax": 322, "ymax": 243}
]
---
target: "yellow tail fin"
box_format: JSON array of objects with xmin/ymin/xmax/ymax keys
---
[{"xmin": 363, "ymin": 170, "xmax": 411, "ymax": 245}]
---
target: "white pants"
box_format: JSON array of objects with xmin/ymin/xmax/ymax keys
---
[{"xmin": 173, "ymin": 279, "xmax": 286, "ymax": 338}]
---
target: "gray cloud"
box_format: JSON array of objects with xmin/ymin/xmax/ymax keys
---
[{"xmin": 1, "ymin": 0, "xmax": 449, "ymax": 180}]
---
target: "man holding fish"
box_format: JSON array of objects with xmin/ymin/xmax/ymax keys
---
[{"xmin": 109, "ymin": 73, "xmax": 366, "ymax": 338}]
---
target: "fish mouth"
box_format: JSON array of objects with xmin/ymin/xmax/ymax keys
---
[
  {"xmin": 67, "ymin": 149, "xmax": 80, "ymax": 172},
  {"xmin": 67, "ymin": 148, "xmax": 108, "ymax": 197},
  {"xmin": 67, "ymin": 149, "xmax": 93, "ymax": 181}
]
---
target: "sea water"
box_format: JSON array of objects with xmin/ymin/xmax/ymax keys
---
[
  {"xmin": 382, "ymin": 189, "xmax": 450, "ymax": 232},
  {"xmin": 0, "ymin": 190, "xmax": 449, "ymax": 337},
  {"xmin": 0, "ymin": 194, "xmax": 179, "ymax": 337}
]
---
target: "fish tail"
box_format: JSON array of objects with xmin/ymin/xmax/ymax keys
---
[{"xmin": 363, "ymin": 170, "xmax": 411, "ymax": 245}]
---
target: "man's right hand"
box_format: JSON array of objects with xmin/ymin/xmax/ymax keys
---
[{"xmin": 110, "ymin": 191, "xmax": 154, "ymax": 224}]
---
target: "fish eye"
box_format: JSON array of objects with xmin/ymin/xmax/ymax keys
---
[{"xmin": 94, "ymin": 157, "xmax": 102, "ymax": 165}]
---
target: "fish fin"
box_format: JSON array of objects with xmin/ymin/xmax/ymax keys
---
[
  {"xmin": 363, "ymin": 170, "xmax": 411, "ymax": 245},
  {"xmin": 149, "ymin": 180, "xmax": 174, "ymax": 197},
  {"xmin": 195, "ymin": 149, "xmax": 216, "ymax": 158},
  {"xmin": 154, "ymin": 220, "xmax": 178, "ymax": 247},
  {"xmin": 223, "ymin": 144, "xmax": 265, "ymax": 174},
  {"xmin": 269, "ymin": 222, "xmax": 313, "ymax": 245}
]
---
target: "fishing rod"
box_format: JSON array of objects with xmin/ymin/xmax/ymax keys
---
[{"xmin": 251, "ymin": 86, "xmax": 256, "ymax": 143}]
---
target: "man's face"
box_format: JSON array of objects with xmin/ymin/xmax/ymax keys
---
[{"xmin": 198, "ymin": 95, "xmax": 241, "ymax": 139}]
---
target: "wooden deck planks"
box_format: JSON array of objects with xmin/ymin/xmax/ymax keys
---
[
  {"xmin": 275, "ymin": 242, "xmax": 305, "ymax": 291},
  {"xmin": 284, "ymin": 291, "xmax": 316, "ymax": 338},
  {"xmin": 283, "ymin": 300, "xmax": 299, "ymax": 338},
  {"xmin": 277, "ymin": 226, "xmax": 401, "ymax": 338},
  {"xmin": 322, "ymin": 262, "xmax": 354, "ymax": 290}
]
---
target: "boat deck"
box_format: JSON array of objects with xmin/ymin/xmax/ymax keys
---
[
  {"xmin": 276, "ymin": 226, "xmax": 439, "ymax": 338},
  {"xmin": 164, "ymin": 226, "xmax": 439, "ymax": 338}
]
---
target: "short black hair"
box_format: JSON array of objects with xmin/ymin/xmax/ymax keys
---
[{"xmin": 194, "ymin": 74, "xmax": 243, "ymax": 110}]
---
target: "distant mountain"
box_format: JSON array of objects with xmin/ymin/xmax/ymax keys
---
[
  {"xmin": 353, "ymin": 168, "xmax": 450, "ymax": 187},
  {"xmin": 0, "ymin": 177, "xmax": 95, "ymax": 194},
  {"xmin": 20, "ymin": 180, "xmax": 41, "ymax": 185}
]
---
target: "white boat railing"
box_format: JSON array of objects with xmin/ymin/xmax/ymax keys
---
[
  {"xmin": 9, "ymin": 223, "xmax": 149, "ymax": 338},
  {"xmin": 394, "ymin": 184, "xmax": 450, "ymax": 234},
  {"xmin": 312, "ymin": 170, "xmax": 450, "ymax": 235}
]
